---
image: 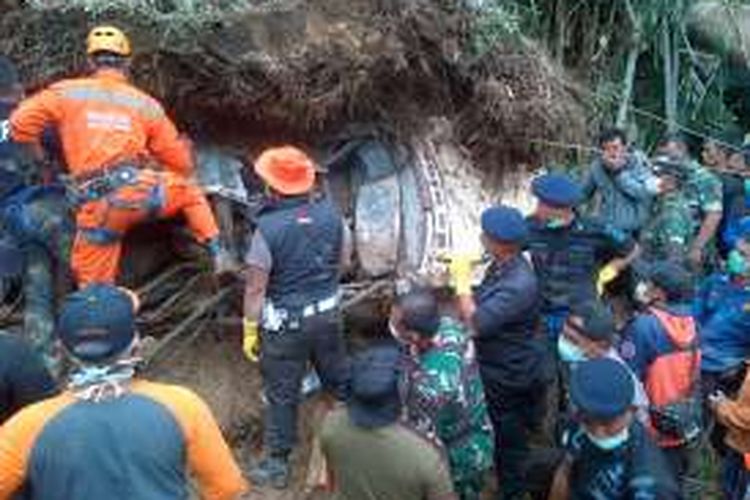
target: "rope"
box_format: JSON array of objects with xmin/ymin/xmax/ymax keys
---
[{"xmin": 531, "ymin": 82, "xmax": 745, "ymax": 157}]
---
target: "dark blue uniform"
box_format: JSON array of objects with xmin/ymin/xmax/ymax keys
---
[
  {"xmin": 525, "ymin": 215, "xmax": 635, "ymax": 339},
  {"xmin": 472, "ymin": 254, "xmax": 553, "ymax": 499},
  {"xmin": 564, "ymin": 421, "xmax": 680, "ymax": 499},
  {"xmin": 255, "ymin": 195, "xmax": 350, "ymax": 455}
]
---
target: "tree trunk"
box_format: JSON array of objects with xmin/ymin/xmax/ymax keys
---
[
  {"xmin": 663, "ymin": 17, "xmax": 679, "ymax": 132},
  {"xmin": 616, "ymin": 45, "xmax": 639, "ymax": 127},
  {"xmin": 554, "ymin": 0, "xmax": 567, "ymax": 64},
  {"xmin": 616, "ymin": 0, "xmax": 641, "ymax": 128}
]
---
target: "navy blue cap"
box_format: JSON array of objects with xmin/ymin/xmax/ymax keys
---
[
  {"xmin": 348, "ymin": 343, "xmax": 402, "ymax": 428},
  {"xmin": 645, "ymin": 260, "xmax": 695, "ymax": 301},
  {"xmin": 531, "ymin": 172, "xmax": 583, "ymax": 207},
  {"xmin": 57, "ymin": 284, "xmax": 136, "ymax": 363},
  {"xmin": 0, "ymin": 237, "xmax": 23, "ymax": 278},
  {"xmin": 481, "ymin": 205, "xmax": 528, "ymax": 243},
  {"xmin": 570, "ymin": 358, "xmax": 634, "ymax": 421}
]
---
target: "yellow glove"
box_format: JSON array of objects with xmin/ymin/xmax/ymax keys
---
[
  {"xmin": 596, "ymin": 264, "xmax": 619, "ymax": 296},
  {"xmin": 446, "ymin": 253, "xmax": 478, "ymax": 296},
  {"xmin": 243, "ymin": 318, "xmax": 260, "ymax": 362}
]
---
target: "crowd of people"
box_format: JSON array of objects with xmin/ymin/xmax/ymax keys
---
[{"xmin": 2, "ymin": 23, "xmax": 750, "ymax": 500}]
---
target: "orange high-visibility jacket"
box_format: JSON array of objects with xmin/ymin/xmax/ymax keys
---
[{"xmin": 10, "ymin": 69, "xmax": 192, "ymax": 177}]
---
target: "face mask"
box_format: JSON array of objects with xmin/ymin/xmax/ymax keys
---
[
  {"xmin": 388, "ymin": 319, "xmax": 403, "ymax": 342},
  {"xmin": 634, "ymin": 281, "xmax": 651, "ymax": 305},
  {"xmin": 558, "ymin": 335, "xmax": 587, "ymax": 363},
  {"xmin": 586, "ymin": 426, "xmax": 629, "ymax": 451},
  {"xmin": 728, "ymin": 250, "xmax": 748, "ymax": 276},
  {"xmin": 546, "ymin": 217, "xmax": 567, "ymax": 229}
]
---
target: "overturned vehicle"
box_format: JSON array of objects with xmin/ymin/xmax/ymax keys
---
[{"xmin": 0, "ymin": 123, "xmax": 490, "ymax": 364}]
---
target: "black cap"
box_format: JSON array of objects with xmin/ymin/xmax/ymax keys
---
[
  {"xmin": 348, "ymin": 344, "xmax": 402, "ymax": 428},
  {"xmin": 568, "ymin": 301, "xmax": 615, "ymax": 342},
  {"xmin": 645, "ymin": 260, "xmax": 695, "ymax": 301}
]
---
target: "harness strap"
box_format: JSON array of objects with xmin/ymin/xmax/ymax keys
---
[{"xmin": 79, "ymin": 227, "xmax": 122, "ymax": 245}]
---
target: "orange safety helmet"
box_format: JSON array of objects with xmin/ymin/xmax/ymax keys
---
[
  {"xmin": 254, "ymin": 146, "xmax": 316, "ymax": 196},
  {"xmin": 87, "ymin": 25, "xmax": 132, "ymax": 57}
]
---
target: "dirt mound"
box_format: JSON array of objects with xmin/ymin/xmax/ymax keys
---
[{"xmin": 0, "ymin": 0, "xmax": 586, "ymax": 171}]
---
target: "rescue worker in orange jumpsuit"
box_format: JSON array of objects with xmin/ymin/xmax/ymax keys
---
[{"xmin": 9, "ymin": 26, "xmax": 229, "ymax": 286}]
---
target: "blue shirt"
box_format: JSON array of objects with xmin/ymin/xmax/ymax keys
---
[
  {"xmin": 620, "ymin": 303, "xmax": 695, "ymax": 380},
  {"xmin": 695, "ymin": 273, "xmax": 750, "ymax": 373}
]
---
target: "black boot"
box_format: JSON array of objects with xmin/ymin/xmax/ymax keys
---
[{"xmin": 248, "ymin": 453, "xmax": 290, "ymax": 490}]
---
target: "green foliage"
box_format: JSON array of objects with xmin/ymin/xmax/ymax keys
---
[
  {"xmin": 25, "ymin": 0, "xmax": 249, "ymax": 18},
  {"xmin": 471, "ymin": 0, "xmax": 746, "ymax": 150},
  {"xmin": 468, "ymin": 1, "xmax": 524, "ymax": 57}
]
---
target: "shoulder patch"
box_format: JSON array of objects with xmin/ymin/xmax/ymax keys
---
[{"xmin": 620, "ymin": 340, "xmax": 636, "ymax": 360}]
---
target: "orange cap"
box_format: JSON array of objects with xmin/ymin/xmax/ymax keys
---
[{"xmin": 254, "ymin": 146, "xmax": 316, "ymax": 196}]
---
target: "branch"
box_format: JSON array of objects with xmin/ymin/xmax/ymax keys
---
[{"xmin": 615, "ymin": 0, "xmax": 642, "ymax": 127}]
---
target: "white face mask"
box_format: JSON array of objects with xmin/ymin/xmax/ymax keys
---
[
  {"xmin": 388, "ymin": 319, "xmax": 403, "ymax": 342},
  {"xmin": 585, "ymin": 426, "xmax": 630, "ymax": 451},
  {"xmin": 634, "ymin": 281, "xmax": 651, "ymax": 305},
  {"xmin": 557, "ymin": 335, "xmax": 587, "ymax": 363}
]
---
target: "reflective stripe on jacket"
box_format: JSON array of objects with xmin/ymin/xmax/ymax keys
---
[{"xmin": 10, "ymin": 70, "xmax": 192, "ymax": 177}]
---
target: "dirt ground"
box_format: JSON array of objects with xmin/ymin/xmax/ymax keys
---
[{"xmin": 147, "ymin": 329, "xmax": 328, "ymax": 500}]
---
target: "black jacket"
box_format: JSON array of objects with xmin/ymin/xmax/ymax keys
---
[{"xmin": 472, "ymin": 254, "xmax": 553, "ymax": 395}]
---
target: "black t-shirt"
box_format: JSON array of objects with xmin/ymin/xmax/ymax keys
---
[{"xmin": 0, "ymin": 332, "xmax": 56, "ymax": 424}]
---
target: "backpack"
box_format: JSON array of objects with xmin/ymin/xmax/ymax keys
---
[{"xmin": 645, "ymin": 308, "xmax": 702, "ymax": 446}]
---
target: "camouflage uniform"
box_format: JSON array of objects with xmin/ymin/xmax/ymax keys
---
[
  {"xmin": 641, "ymin": 161, "xmax": 722, "ymax": 268},
  {"xmin": 0, "ymin": 186, "xmax": 73, "ymax": 374},
  {"xmin": 401, "ymin": 317, "xmax": 494, "ymax": 500},
  {"xmin": 685, "ymin": 160, "xmax": 723, "ymax": 269},
  {"xmin": 641, "ymin": 191, "xmax": 694, "ymax": 263}
]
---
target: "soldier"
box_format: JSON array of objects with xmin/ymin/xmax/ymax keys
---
[
  {"xmin": 391, "ymin": 288, "xmax": 494, "ymax": 500},
  {"xmin": 657, "ymin": 134, "xmax": 723, "ymax": 273},
  {"xmin": 0, "ymin": 329, "xmax": 56, "ymax": 424},
  {"xmin": 0, "ymin": 54, "xmax": 72, "ymax": 373},
  {"xmin": 640, "ymin": 155, "xmax": 694, "ymax": 264}
]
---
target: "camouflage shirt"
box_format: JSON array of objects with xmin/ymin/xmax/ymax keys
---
[
  {"xmin": 684, "ymin": 160, "xmax": 723, "ymax": 219},
  {"xmin": 641, "ymin": 191, "xmax": 694, "ymax": 262},
  {"xmin": 642, "ymin": 161, "xmax": 722, "ymax": 266},
  {"xmin": 401, "ymin": 317, "xmax": 494, "ymax": 495}
]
